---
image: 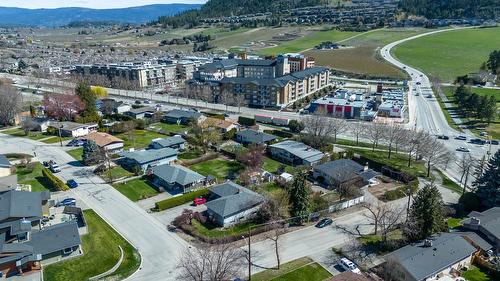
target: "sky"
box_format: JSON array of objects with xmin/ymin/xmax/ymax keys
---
[{"xmin": 0, "ymin": 0, "xmax": 206, "ymax": 9}]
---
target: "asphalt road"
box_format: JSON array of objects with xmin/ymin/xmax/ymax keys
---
[{"xmin": 0, "ymin": 133, "xmax": 189, "ymax": 281}]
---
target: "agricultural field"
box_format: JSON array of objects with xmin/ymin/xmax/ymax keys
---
[
  {"xmin": 304, "ymin": 28, "xmax": 430, "ymax": 79},
  {"xmin": 393, "ymin": 27, "xmax": 500, "ymax": 83}
]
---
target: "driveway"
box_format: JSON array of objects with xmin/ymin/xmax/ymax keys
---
[{"xmin": 152, "ymin": 203, "xmax": 207, "ymax": 225}]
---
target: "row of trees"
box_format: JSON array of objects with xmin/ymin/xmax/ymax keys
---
[
  {"xmin": 0, "ymin": 79, "xmax": 22, "ymax": 127},
  {"xmin": 453, "ymin": 85, "xmax": 497, "ymax": 123}
]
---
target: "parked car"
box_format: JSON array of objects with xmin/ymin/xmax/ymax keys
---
[
  {"xmin": 67, "ymin": 180, "xmax": 78, "ymax": 189},
  {"xmin": 50, "ymin": 163, "xmax": 61, "ymax": 173},
  {"xmin": 338, "ymin": 258, "xmax": 361, "ymax": 274},
  {"xmin": 43, "ymin": 161, "xmax": 50, "ymax": 167},
  {"xmin": 437, "ymin": 135, "xmax": 449, "ymax": 140},
  {"xmin": 470, "ymin": 138, "xmax": 486, "ymax": 145},
  {"xmin": 455, "ymin": 135, "xmax": 467, "ymax": 141},
  {"xmin": 480, "ymin": 132, "xmax": 488, "ymax": 136},
  {"xmin": 144, "ymin": 99, "xmax": 151, "ymax": 104},
  {"xmin": 456, "ymin": 146, "xmax": 470, "ymax": 152},
  {"xmin": 315, "ymin": 218, "xmax": 333, "ymax": 228},
  {"xmin": 56, "ymin": 198, "xmax": 76, "ymax": 207},
  {"xmin": 488, "ymin": 140, "xmax": 499, "ymax": 145},
  {"xmin": 193, "ymin": 197, "xmax": 207, "ymax": 206},
  {"xmin": 134, "ymin": 100, "xmax": 141, "ymax": 104},
  {"xmin": 67, "ymin": 139, "xmax": 85, "ymax": 147}
]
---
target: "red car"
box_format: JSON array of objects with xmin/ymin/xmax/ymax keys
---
[{"xmin": 193, "ymin": 198, "xmax": 206, "ymax": 206}]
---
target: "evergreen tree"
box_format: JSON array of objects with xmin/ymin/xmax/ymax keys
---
[
  {"xmin": 288, "ymin": 169, "xmax": 310, "ymax": 225},
  {"xmin": 487, "ymin": 50, "xmax": 500, "ymax": 74},
  {"xmin": 75, "ymin": 82, "xmax": 97, "ymax": 117},
  {"xmin": 82, "ymin": 140, "xmax": 103, "ymax": 166},
  {"xmin": 405, "ymin": 184, "xmax": 447, "ymax": 241},
  {"xmin": 473, "ymin": 150, "xmax": 500, "ymax": 209}
]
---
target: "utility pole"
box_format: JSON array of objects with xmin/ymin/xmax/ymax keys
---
[
  {"xmin": 58, "ymin": 125, "xmax": 63, "ymax": 147},
  {"xmin": 247, "ymin": 226, "xmax": 251, "ymax": 281}
]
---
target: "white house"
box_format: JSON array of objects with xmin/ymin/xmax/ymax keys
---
[{"xmin": 47, "ymin": 121, "xmax": 98, "ymax": 138}]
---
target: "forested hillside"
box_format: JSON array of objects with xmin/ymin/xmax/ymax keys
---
[
  {"xmin": 158, "ymin": 0, "xmax": 328, "ymax": 28},
  {"xmin": 400, "ymin": 0, "xmax": 499, "ymax": 19}
]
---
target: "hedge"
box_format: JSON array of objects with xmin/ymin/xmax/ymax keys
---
[
  {"xmin": 263, "ymin": 129, "xmax": 293, "ymax": 138},
  {"xmin": 42, "ymin": 167, "xmax": 69, "ymax": 191},
  {"xmin": 380, "ymin": 180, "xmax": 418, "ymax": 201},
  {"xmin": 238, "ymin": 116, "xmax": 256, "ymax": 126},
  {"xmin": 154, "ymin": 188, "xmax": 209, "ymax": 211}
]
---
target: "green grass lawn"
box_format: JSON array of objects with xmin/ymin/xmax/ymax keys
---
[
  {"xmin": 436, "ymin": 169, "xmax": 463, "ymax": 194},
  {"xmin": 190, "ymin": 158, "xmax": 244, "ymax": 180},
  {"xmin": 263, "ymin": 157, "xmax": 294, "ymax": 174},
  {"xmin": 191, "ymin": 219, "xmax": 260, "ymax": 238},
  {"xmin": 1, "ymin": 128, "xmax": 54, "ymax": 141},
  {"xmin": 257, "ymin": 29, "xmax": 359, "ymax": 56},
  {"xmin": 252, "ymin": 257, "xmax": 331, "ymax": 281},
  {"xmin": 112, "ymin": 130, "xmax": 166, "ymax": 149},
  {"xmin": 67, "ymin": 147, "xmax": 83, "ymax": 161},
  {"xmin": 112, "ymin": 177, "xmax": 159, "ymax": 202},
  {"xmin": 43, "ymin": 210, "xmax": 141, "ymax": 281},
  {"xmin": 393, "ymin": 27, "xmax": 500, "ymax": 83},
  {"xmin": 103, "ymin": 166, "xmax": 134, "ymax": 181},
  {"xmin": 16, "ymin": 162, "xmax": 52, "ymax": 192},
  {"xmin": 447, "ymin": 217, "xmax": 464, "ymax": 229},
  {"xmin": 358, "ymin": 229, "xmax": 404, "ymax": 254},
  {"xmin": 462, "ymin": 266, "xmax": 492, "ymax": 281},
  {"xmin": 148, "ymin": 122, "xmax": 189, "ymax": 133},
  {"xmin": 179, "ymin": 148, "xmax": 203, "ymax": 160}
]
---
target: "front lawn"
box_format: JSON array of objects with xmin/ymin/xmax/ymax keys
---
[
  {"xmin": 41, "ymin": 136, "xmax": 73, "ymax": 144},
  {"xmin": 252, "ymin": 257, "xmax": 332, "ymax": 281},
  {"xmin": 67, "ymin": 147, "xmax": 83, "ymax": 161},
  {"xmin": 263, "ymin": 157, "xmax": 293, "ymax": 174},
  {"xmin": 112, "ymin": 130, "xmax": 166, "ymax": 149},
  {"xmin": 43, "ymin": 210, "xmax": 141, "ymax": 281},
  {"xmin": 16, "ymin": 162, "xmax": 52, "ymax": 192},
  {"xmin": 462, "ymin": 266, "xmax": 492, "ymax": 281},
  {"xmin": 112, "ymin": 177, "xmax": 159, "ymax": 202},
  {"xmin": 103, "ymin": 166, "xmax": 134, "ymax": 181},
  {"xmin": 149, "ymin": 122, "xmax": 188, "ymax": 133},
  {"xmin": 190, "ymin": 158, "xmax": 244, "ymax": 180},
  {"xmin": 357, "ymin": 229, "xmax": 404, "ymax": 254},
  {"xmin": 191, "ymin": 219, "xmax": 258, "ymax": 238},
  {"xmin": 1, "ymin": 128, "xmax": 50, "ymax": 140}
]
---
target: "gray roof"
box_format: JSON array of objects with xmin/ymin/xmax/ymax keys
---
[
  {"xmin": 236, "ymin": 129, "xmax": 276, "ymax": 144},
  {"xmin": 165, "ymin": 109, "xmax": 202, "ymax": 120},
  {"xmin": 235, "ymin": 59, "xmax": 277, "ymax": 67},
  {"xmin": 0, "ymin": 155, "xmax": 11, "ymax": 168},
  {"xmin": 151, "ymin": 135, "xmax": 186, "ymax": 148},
  {"xmin": 454, "ymin": 231, "xmax": 493, "ymax": 251},
  {"xmin": 464, "ymin": 207, "xmax": 500, "ymax": 240},
  {"xmin": 28, "ymin": 221, "xmax": 81, "ymax": 256},
  {"xmin": 120, "ymin": 148, "xmax": 177, "ymax": 164},
  {"xmin": 387, "ymin": 233, "xmax": 477, "ymax": 281},
  {"xmin": 49, "ymin": 121, "xmax": 97, "ymax": 131},
  {"xmin": 126, "ymin": 106, "xmax": 156, "ymax": 115},
  {"xmin": 0, "ymin": 190, "xmax": 43, "ymax": 221},
  {"xmin": 0, "ymin": 174, "xmax": 17, "ymax": 192},
  {"xmin": 210, "ymin": 181, "xmax": 242, "ymax": 198},
  {"xmin": 314, "ymin": 159, "xmax": 364, "ymax": 182},
  {"xmin": 269, "ymin": 140, "xmax": 324, "ymax": 163},
  {"xmin": 151, "ymin": 164, "xmax": 205, "ymax": 186},
  {"xmin": 221, "ymin": 67, "xmax": 330, "ymax": 88},
  {"xmin": 206, "ymin": 181, "xmax": 264, "ymax": 218}
]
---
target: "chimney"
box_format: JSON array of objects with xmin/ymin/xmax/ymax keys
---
[
  {"xmin": 423, "ymin": 239, "xmax": 433, "ymax": 247},
  {"xmin": 470, "ymin": 217, "xmax": 480, "ymax": 226},
  {"xmin": 364, "ymin": 162, "xmax": 369, "ymax": 171}
]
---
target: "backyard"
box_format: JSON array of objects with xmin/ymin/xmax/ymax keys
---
[
  {"xmin": 189, "ymin": 158, "xmax": 244, "ymax": 181},
  {"xmin": 263, "ymin": 157, "xmax": 294, "ymax": 174},
  {"xmin": 43, "ymin": 210, "xmax": 141, "ymax": 281},
  {"xmin": 148, "ymin": 122, "xmax": 189, "ymax": 134},
  {"xmin": 252, "ymin": 257, "xmax": 332, "ymax": 281},
  {"xmin": 393, "ymin": 27, "xmax": 500, "ymax": 83},
  {"xmin": 112, "ymin": 129, "xmax": 166, "ymax": 149},
  {"xmin": 112, "ymin": 177, "xmax": 160, "ymax": 202}
]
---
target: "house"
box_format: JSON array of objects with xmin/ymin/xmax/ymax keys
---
[
  {"xmin": 0, "ymin": 190, "xmax": 81, "ymax": 274},
  {"xmin": 268, "ymin": 140, "xmax": 325, "ymax": 166},
  {"xmin": 0, "ymin": 174, "xmax": 18, "ymax": 192},
  {"xmin": 163, "ymin": 109, "xmax": 204, "ymax": 125},
  {"xmin": 98, "ymin": 99, "xmax": 131, "ymax": 115},
  {"xmin": 124, "ymin": 107, "xmax": 158, "ymax": 119},
  {"xmin": 150, "ymin": 135, "xmax": 186, "ymax": 150},
  {"xmin": 325, "ymin": 272, "xmax": 374, "ymax": 281},
  {"xmin": 205, "ymin": 181, "xmax": 264, "ymax": 227},
  {"xmin": 386, "ymin": 233, "xmax": 477, "ymax": 281},
  {"xmin": 149, "ymin": 164, "xmax": 205, "ymax": 193},
  {"xmin": 119, "ymin": 148, "xmax": 178, "ymax": 172},
  {"xmin": 235, "ymin": 129, "xmax": 277, "ymax": 145},
  {"xmin": 83, "ymin": 132, "xmax": 124, "ymax": 152},
  {"xmin": 47, "ymin": 121, "xmax": 98, "ymax": 138},
  {"xmin": 0, "ymin": 154, "xmax": 12, "ymax": 178},
  {"xmin": 313, "ymin": 159, "xmax": 379, "ymax": 188},
  {"xmin": 203, "ymin": 117, "xmax": 238, "ymax": 133},
  {"xmin": 462, "ymin": 207, "xmax": 500, "ymax": 252}
]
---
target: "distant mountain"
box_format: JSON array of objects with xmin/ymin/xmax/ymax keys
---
[{"xmin": 0, "ymin": 4, "xmax": 202, "ymax": 27}]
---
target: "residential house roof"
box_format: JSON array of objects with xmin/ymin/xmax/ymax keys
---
[
  {"xmin": 151, "ymin": 164, "xmax": 205, "ymax": 186},
  {"xmin": 48, "ymin": 121, "xmax": 97, "ymax": 131},
  {"xmin": 126, "ymin": 106, "xmax": 157, "ymax": 115},
  {"xmin": 315, "ymin": 159, "xmax": 364, "ymax": 182},
  {"xmin": 165, "ymin": 109, "xmax": 202, "ymax": 120},
  {"xmin": 0, "ymin": 190, "xmax": 43, "ymax": 221},
  {"xmin": 206, "ymin": 181, "xmax": 264, "ymax": 218},
  {"xmin": 120, "ymin": 148, "xmax": 178, "ymax": 164},
  {"xmin": 325, "ymin": 272, "xmax": 373, "ymax": 281},
  {"xmin": 84, "ymin": 132, "xmax": 123, "ymax": 147},
  {"xmin": 0, "ymin": 174, "xmax": 17, "ymax": 192},
  {"xmin": 236, "ymin": 129, "xmax": 277, "ymax": 144},
  {"xmin": 151, "ymin": 135, "xmax": 186, "ymax": 148},
  {"xmin": 0, "ymin": 155, "xmax": 11, "ymax": 168},
  {"xmin": 269, "ymin": 140, "xmax": 324, "ymax": 163},
  {"xmin": 387, "ymin": 233, "xmax": 477, "ymax": 281},
  {"xmin": 203, "ymin": 117, "xmax": 236, "ymax": 130},
  {"xmin": 454, "ymin": 231, "xmax": 493, "ymax": 251},
  {"xmin": 463, "ymin": 207, "xmax": 500, "ymax": 241},
  {"xmin": 28, "ymin": 221, "xmax": 81, "ymax": 256}
]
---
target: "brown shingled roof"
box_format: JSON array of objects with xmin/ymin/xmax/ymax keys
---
[{"xmin": 84, "ymin": 132, "xmax": 123, "ymax": 147}]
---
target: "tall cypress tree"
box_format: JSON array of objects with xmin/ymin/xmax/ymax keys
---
[
  {"xmin": 288, "ymin": 169, "xmax": 310, "ymax": 225},
  {"xmin": 75, "ymin": 82, "xmax": 97, "ymax": 117},
  {"xmin": 473, "ymin": 150, "xmax": 500, "ymax": 209},
  {"xmin": 405, "ymin": 184, "xmax": 447, "ymax": 241}
]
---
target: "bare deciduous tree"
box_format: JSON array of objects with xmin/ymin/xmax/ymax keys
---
[
  {"xmin": 349, "ymin": 121, "xmax": 366, "ymax": 146},
  {"xmin": 363, "ymin": 201, "xmax": 404, "ymax": 240},
  {"xmin": 457, "ymin": 153, "xmax": 475, "ymax": 193},
  {"xmin": 0, "ymin": 83, "xmax": 22, "ymax": 126},
  {"xmin": 421, "ymin": 138, "xmax": 455, "ymax": 177},
  {"xmin": 301, "ymin": 109, "xmax": 335, "ymax": 148},
  {"xmin": 330, "ymin": 118, "xmax": 348, "ymax": 144},
  {"xmin": 363, "ymin": 122, "xmax": 386, "ymax": 151},
  {"xmin": 384, "ymin": 123, "xmax": 406, "ymax": 159},
  {"xmin": 177, "ymin": 243, "xmax": 244, "ymax": 281}
]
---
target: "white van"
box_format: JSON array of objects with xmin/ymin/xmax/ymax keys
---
[{"xmin": 337, "ymin": 258, "xmax": 361, "ymax": 274}]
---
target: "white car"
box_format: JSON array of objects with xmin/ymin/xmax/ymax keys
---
[
  {"xmin": 456, "ymin": 146, "xmax": 470, "ymax": 152},
  {"xmin": 50, "ymin": 164, "xmax": 61, "ymax": 173},
  {"xmin": 338, "ymin": 258, "xmax": 361, "ymax": 274}
]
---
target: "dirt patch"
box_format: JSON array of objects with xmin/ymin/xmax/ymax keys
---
[{"xmin": 368, "ymin": 179, "xmax": 404, "ymax": 199}]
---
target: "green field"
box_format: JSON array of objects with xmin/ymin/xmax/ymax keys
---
[
  {"xmin": 263, "ymin": 157, "xmax": 294, "ymax": 174},
  {"xmin": 112, "ymin": 178, "xmax": 159, "ymax": 202},
  {"xmin": 67, "ymin": 147, "xmax": 83, "ymax": 161},
  {"xmin": 16, "ymin": 162, "xmax": 52, "ymax": 192},
  {"xmin": 257, "ymin": 29, "xmax": 359, "ymax": 56},
  {"xmin": 252, "ymin": 257, "xmax": 332, "ymax": 281},
  {"xmin": 112, "ymin": 130, "xmax": 166, "ymax": 149},
  {"xmin": 393, "ymin": 27, "xmax": 500, "ymax": 82},
  {"xmin": 190, "ymin": 158, "xmax": 244, "ymax": 180},
  {"xmin": 43, "ymin": 210, "xmax": 141, "ymax": 281}
]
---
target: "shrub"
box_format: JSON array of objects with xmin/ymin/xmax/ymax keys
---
[
  {"xmin": 459, "ymin": 192, "xmax": 481, "ymax": 213},
  {"xmin": 381, "ymin": 181, "xmax": 418, "ymax": 201},
  {"xmin": 238, "ymin": 116, "xmax": 256, "ymax": 126},
  {"xmin": 134, "ymin": 119, "xmax": 146, "ymax": 130},
  {"xmin": 42, "ymin": 167, "xmax": 69, "ymax": 191},
  {"xmin": 154, "ymin": 188, "xmax": 209, "ymax": 211}
]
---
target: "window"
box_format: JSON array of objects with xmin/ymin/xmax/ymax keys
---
[{"xmin": 63, "ymin": 247, "xmax": 74, "ymax": 254}]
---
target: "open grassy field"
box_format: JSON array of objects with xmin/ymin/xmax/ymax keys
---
[
  {"xmin": 304, "ymin": 28, "xmax": 429, "ymax": 79},
  {"xmin": 256, "ymin": 28, "xmax": 359, "ymax": 56},
  {"xmin": 43, "ymin": 210, "xmax": 141, "ymax": 281},
  {"xmin": 112, "ymin": 177, "xmax": 159, "ymax": 202},
  {"xmin": 393, "ymin": 27, "xmax": 500, "ymax": 83}
]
